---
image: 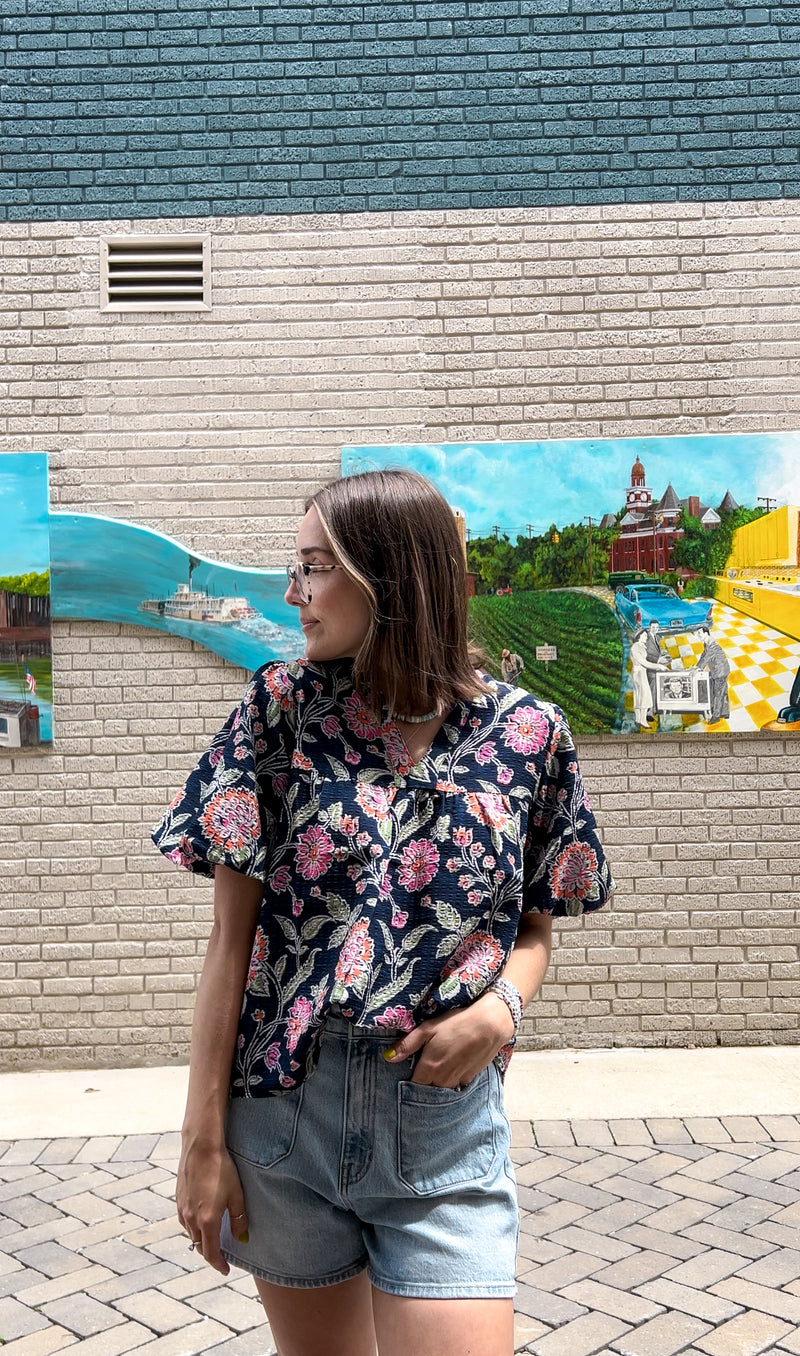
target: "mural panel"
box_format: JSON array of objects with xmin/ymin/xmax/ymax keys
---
[
  {"xmin": 0, "ymin": 453, "xmax": 52, "ymax": 749},
  {"xmin": 344, "ymin": 434, "xmax": 800, "ymax": 736},
  {"xmin": 50, "ymin": 513, "xmax": 303, "ymax": 671}
]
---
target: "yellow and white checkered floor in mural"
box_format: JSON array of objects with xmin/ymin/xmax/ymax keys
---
[{"xmin": 623, "ymin": 602, "xmax": 800, "ymax": 734}]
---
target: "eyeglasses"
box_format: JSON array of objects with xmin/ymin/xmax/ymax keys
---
[{"xmin": 286, "ymin": 561, "xmax": 337, "ymax": 603}]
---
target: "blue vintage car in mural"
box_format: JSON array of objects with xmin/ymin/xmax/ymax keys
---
[{"xmin": 614, "ymin": 583, "xmax": 714, "ymax": 635}]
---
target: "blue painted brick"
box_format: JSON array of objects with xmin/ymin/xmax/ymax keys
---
[{"xmin": 2, "ymin": 0, "xmax": 800, "ymax": 220}]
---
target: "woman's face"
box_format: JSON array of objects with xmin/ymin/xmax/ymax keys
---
[{"xmin": 285, "ymin": 506, "xmax": 372, "ymax": 661}]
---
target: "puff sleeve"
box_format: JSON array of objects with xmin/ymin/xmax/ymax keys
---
[
  {"xmin": 151, "ymin": 666, "xmax": 286, "ymax": 882},
  {"xmin": 522, "ymin": 710, "xmax": 614, "ymax": 918}
]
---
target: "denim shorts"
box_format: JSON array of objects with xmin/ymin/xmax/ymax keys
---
[{"xmin": 220, "ymin": 1016, "xmax": 518, "ymax": 1298}]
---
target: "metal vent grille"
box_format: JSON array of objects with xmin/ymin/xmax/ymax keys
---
[{"xmin": 102, "ymin": 236, "xmax": 209, "ymax": 310}]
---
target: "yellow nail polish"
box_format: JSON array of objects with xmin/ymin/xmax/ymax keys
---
[
  {"xmin": 239, "ymin": 1230, "xmax": 249, "ymax": 1244},
  {"xmin": 383, "ymin": 1048, "xmax": 396, "ymax": 1061}
]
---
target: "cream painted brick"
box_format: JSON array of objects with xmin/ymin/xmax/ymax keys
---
[{"xmin": 2, "ymin": 203, "xmax": 800, "ymax": 1065}]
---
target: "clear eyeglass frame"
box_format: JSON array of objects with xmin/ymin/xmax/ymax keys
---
[{"xmin": 286, "ymin": 561, "xmax": 337, "ymax": 603}]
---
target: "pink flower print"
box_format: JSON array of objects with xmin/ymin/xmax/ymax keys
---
[
  {"xmin": 458, "ymin": 874, "xmax": 472, "ymax": 889},
  {"xmin": 269, "ymin": 865, "xmax": 291, "ymax": 893},
  {"xmin": 347, "ymin": 865, "xmax": 362, "ymax": 880},
  {"xmin": 484, "ymin": 856, "xmax": 496, "ymax": 870},
  {"xmin": 285, "ymin": 995, "xmax": 314, "ymax": 1053},
  {"xmin": 471, "ymin": 841, "xmax": 485, "ymax": 857},
  {"xmin": 253, "ymin": 720, "xmax": 263, "ymax": 735},
  {"xmin": 550, "ymin": 842, "xmax": 599, "ymax": 903},
  {"xmin": 273, "ymin": 773, "xmax": 288, "ymax": 795},
  {"xmin": 343, "ymin": 693, "xmax": 382, "ymax": 740},
  {"xmin": 295, "ymin": 824, "xmax": 334, "ymax": 880},
  {"xmin": 234, "ymin": 746, "xmax": 249, "ymax": 761},
  {"xmin": 397, "ymin": 840, "xmax": 440, "ymax": 891},
  {"xmin": 322, "ymin": 715, "xmax": 341, "ymax": 737},
  {"xmin": 345, "ymin": 750, "xmax": 361, "ymax": 765},
  {"xmin": 291, "ymin": 750, "xmax": 313, "ymax": 771},
  {"xmin": 199, "ymin": 787, "xmax": 260, "ymax": 856},
  {"xmin": 208, "ymin": 747, "xmax": 223, "ymax": 769},
  {"xmin": 253, "ymin": 1009, "xmax": 265, "ymax": 1023},
  {"xmin": 467, "ymin": 890, "xmax": 482, "ymax": 906},
  {"xmin": 166, "ymin": 834, "xmax": 200, "ymax": 869},
  {"xmin": 454, "ymin": 826, "xmax": 473, "ymax": 847},
  {"xmin": 497, "ymin": 766, "xmax": 513, "ymax": 785},
  {"xmin": 292, "ymin": 898, "xmax": 303, "ymax": 916},
  {"xmin": 356, "ymin": 831, "xmax": 371, "ymax": 847},
  {"xmin": 267, "ymin": 667, "xmax": 294, "ymax": 700},
  {"xmin": 476, "ymin": 741, "xmax": 496, "ymax": 765},
  {"xmin": 391, "ymin": 909, "xmax": 408, "ymax": 928},
  {"xmin": 446, "ymin": 858, "xmax": 459, "ymax": 872},
  {"xmin": 442, "ymin": 931, "xmax": 503, "ymax": 985},
  {"xmin": 381, "ymin": 725, "xmax": 414, "ymax": 775},
  {"xmin": 355, "ymin": 782, "xmax": 396, "ymax": 821},
  {"xmin": 376, "ymin": 1006, "xmax": 415, "ymax": 1034},
  {"xmin": 466, "ymin": 792, "xmax": 510, "ymax": 832},
  {"xmin": 335, "ymin": 919, "xmax": 374, "ymax": 989},
  {"xmin": 503, "ymin": 706, "xmax": 549, "ymax": 756},
  {"xmin": 265, "ymin": 1042, "xmax": 281, "ymax": 1069},
  {"xmin": 334, "ymin": 846, "xmax": 349, "ymax": 860},
  {"xmin": 355, "ymin": 879, "xmax": 367, "ymax": 894},
  {"xmin": 341, "ymin": 815, "xmax": 358, "ymax": 836},
  {"xmin": 247, "ymin": 926, "xmax": 269, "ymax": 987},
  {"xmin": 237, "ymin": 1034, "xmax": 245, "ymax": 1049}
]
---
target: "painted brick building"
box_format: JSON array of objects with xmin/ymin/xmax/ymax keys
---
[{"xmin": 1, "ymin": 1, "xmax": 799, "ymax": 1069}]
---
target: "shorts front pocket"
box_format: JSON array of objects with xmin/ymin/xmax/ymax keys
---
[
  {"xmin": 225, "ymin": 1085, "xmax": 305, "ymax": 1171},
  {"xmin": 396, "ymin": 1067, "xmax": 497, "ymax": 1196}
]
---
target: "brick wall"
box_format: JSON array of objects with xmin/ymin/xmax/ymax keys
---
[
  {"xmin": 3, "ymin": 1, "xmax": 800, "ymax": 221},
  {"xmin": 1, "ymin": 200, "xmax": 799, "ymax": 1067}
]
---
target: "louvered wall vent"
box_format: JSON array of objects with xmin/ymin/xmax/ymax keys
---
[{"xmin": 101, "ymin": 236, "xmax": 210, "ymax": 310}]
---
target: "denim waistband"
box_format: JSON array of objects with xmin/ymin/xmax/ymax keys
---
[{"xmin": 324, "ymin": 1012, "xmax": 398, "ymax": 1041}]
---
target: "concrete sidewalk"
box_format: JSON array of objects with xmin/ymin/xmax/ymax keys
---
[
  {"xmin": 1, "ymin": 1047, "xmax": 800, "ymax": 1356},
  {"xmin": 3, "ymin": 1044, "xmax": 800, "ymax": 1140}
]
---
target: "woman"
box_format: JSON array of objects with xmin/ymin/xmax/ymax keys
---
[
  {"xmin": 153, "ymin": 470, "xmax": 613, "ymax": 1356},
  {"xmin": 629, "ymin": 626, "xmax": 666, "ymax": 729}
]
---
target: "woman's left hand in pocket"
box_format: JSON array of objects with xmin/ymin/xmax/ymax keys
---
[{"xmin": 383, "ymin": 995, "xmax": 515, "ymax": 1089}]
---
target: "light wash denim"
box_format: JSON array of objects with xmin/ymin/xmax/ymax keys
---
[{"xmin": 220, "ymin": 1015, "xmax": 518, "ymax": 1297}]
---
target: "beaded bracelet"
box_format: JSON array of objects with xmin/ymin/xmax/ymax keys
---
[{"xmin": 488, "ymin": 976, "xmax": 524, "ymax": 1033}]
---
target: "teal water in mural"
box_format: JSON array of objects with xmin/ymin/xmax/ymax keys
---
[{"xmin": 50, "ymin": 513, "xmax": 304, "ymax": 672}]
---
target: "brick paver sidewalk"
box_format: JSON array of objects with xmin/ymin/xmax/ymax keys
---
[{"xmin": 2, "ymin": 1116, "xmax": 800, "ymax": 1355}]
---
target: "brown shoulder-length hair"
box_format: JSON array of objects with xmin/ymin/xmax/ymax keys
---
[{"xmin": 307, "ymin": 469, "xmax": 489, "ymax": 718}]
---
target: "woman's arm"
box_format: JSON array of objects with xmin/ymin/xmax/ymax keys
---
[
  {"xmin": 385, "ymin": 913, "xmax": 553, "ymax": 1089},
  {"xmin": 176, "ymin": 863, "xmax": 263, "ymax": 1274}
]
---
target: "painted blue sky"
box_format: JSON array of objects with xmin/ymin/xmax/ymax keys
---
[
  {"xmin": 345, "ymin": 432, "xmax": 800, "ymax": 538},
  {"xmin": 0, "ymin": 453, "xmax": 50, "ymax": 575}
]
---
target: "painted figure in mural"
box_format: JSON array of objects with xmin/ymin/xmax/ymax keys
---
[
  {"xmin": 630, "ymin": 627, "xmax": 669, "ymax": 729},
  {"xmin": 152, "ymin": 470, "xmax": 613, "ymax": 1356},
  {"xmin": 500, "ymin": 647, "xmax": 524, "ymax": 684},
  {"xmin": 644, "ymin": 619, "xmax": 668, "ymax": 714},
  {"xmin": 696, "ymin": 624, "xmax": 731, "ymax": 724}
]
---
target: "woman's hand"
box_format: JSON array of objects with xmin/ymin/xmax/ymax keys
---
[
  {"xmin": 383, "ymin": 994, "xmax": 516, "ymax": 1090},
  {"xmin": 176, "ymin": 1135, "xmax": 248, "ymax": 1275}
]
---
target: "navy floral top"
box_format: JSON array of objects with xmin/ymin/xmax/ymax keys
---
[{"xmin": 152, "ymin": 659, "xmax": 613, "ymax": 1097}]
